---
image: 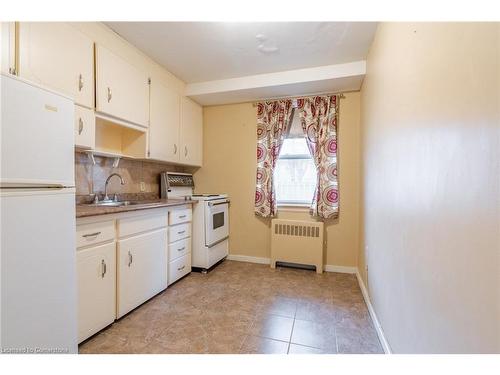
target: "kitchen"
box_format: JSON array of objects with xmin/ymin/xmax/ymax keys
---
[
  {"xmin": 0, "ymin": 2, "xmax": 499, "ymax": 372},
  {"xmin": 1, "ymin": 21, "xmax": 234, "ymax": 351}
]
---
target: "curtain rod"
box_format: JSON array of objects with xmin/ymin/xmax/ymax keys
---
[{"xmin": 251, "ymin": 91, "xmax": 351, "ymax": 107}]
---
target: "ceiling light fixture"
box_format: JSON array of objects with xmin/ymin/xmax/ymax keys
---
[
  {"xmin": 255, "ymin": 33, "xmax": 267, "ymax": 42},
  {"xmin": 257, "ymin": 44, "xmax": 280, "ymax": 54}
]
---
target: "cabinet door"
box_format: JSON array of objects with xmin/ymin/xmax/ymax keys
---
[
  {"xmin": 180, "ymin": 97, "xmax": 203, "ymax": 166},
  {"xmin": 95, "ymin": 45, "xmax": 149, "ymax": 128},
  {"xmin": 18, "ymin": 22, "xmax": 94, "ymax": 108},
  {"xmin": 149, "ymin": 79, "xmax": 180, "ymax": 162},
  {"xmin": 74, "ymin": 105, "xmax": 95, "ymax": 150},
  {"xmin": 1, "ymin": 22, "xmax": 16, "ymax": 75},
  {"xmin": 117, "ymin": 228, "xmax": 167, "ymax": 318},
  {"xmin": 77, "ymin": 242, "xmax": 116, "ymax": 343}
]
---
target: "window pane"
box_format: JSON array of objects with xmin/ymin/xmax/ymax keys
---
[
  {"xmin": 279, "ymin": 137, "xmax": 310, "ymax": 157},
  {"xmin": 275, "ymin": 138, "xmax": 316, "ymax": 204}
]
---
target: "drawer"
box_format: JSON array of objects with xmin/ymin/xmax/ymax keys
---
[
  {"xmin": 168, "ymin": 253, "xmax": 191, "ymax": 285},
  {"xmin": 208, "ymin": 238, "xmax": 229, "ymax": 268},
  {"xmin": 169, "ymin": 238, "xmax": 191, "ymax": 262},
  {"xmin": 168, "ymin": 207, "xmax": 192, "ymax": 226},
  {"xmin": 77, "ymin": 220, "xmax": 115, "ymax": 248},
  {"xmin": 168, "ymin": 223, "xmax": 191, "ymax": 243},
  {"xmin": 118, "ymin": 211, "xmax": 167, "ymax": 238}
]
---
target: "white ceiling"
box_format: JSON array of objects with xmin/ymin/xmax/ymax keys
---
[{"xmin": 106, "ymin": 22, "xmax": 377, "ymax": 83}]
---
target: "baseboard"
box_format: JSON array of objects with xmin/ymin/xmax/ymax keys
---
[
  {"xmin": 226, "ymin": 254, "xmax": 271, "ymax": 264},
  {"xmin": 226, "ymin": 254, "xmax": 356, "ymax": 274},
  {"xmin": 324, "ymin": 264, "xmax": 357, "ymax": 274},
  {"xmin": 355, "ymin": 271, "xmax": 392, "ymax": 354}
]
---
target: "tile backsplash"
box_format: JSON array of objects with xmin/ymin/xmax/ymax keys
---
[{"xmin": 75, "ymin": 152, "xmax": 186, "ymax": 203}]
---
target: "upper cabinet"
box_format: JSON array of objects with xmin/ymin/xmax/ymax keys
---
[
  {"xmin": 7, "ymin": 22, "xmax": 203, "ymax": 167},
  {"xmin": 95, "ymin": 45, "xmax": 149, "ymax": 128},
  {"xmin": 149, "ymin": 79, "xmax": 180, "ymax": 163},
  {"xmin": 149, "ymin": 81, "xmax": 203, "ymax": 167},
  {"xmin": 180, "ymin": 97, "xmax": 203, "ymax": 167},
  {"xmin": 18, "ymin": 22, "xmax": 94, "ymax": 108},
  {"xmin": 74, "ymin": 105, "xmax": 96, "ymax": 150},
  {"xmin": 1, "ymin": 22, "xmax": 16, "ymax": 75}
]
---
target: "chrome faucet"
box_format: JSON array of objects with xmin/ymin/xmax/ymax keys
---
[{"xmin": 103, "ymin": 173, "xmax": 125, "ymax": 202}]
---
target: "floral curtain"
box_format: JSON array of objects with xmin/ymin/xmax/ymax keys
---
[
  {"xmin": 254, "ymin": 100, "xmax": 294, "ymax": 217},
  {"xmin": 296, "ymin": 95, "xmax": 339, "ymax": 219}
]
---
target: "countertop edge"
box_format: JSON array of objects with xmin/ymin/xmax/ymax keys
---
[{"xmin": 75, "ymin": 200, "xmax": 196, "ymax": 219}]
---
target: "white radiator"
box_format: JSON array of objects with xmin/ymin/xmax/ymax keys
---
[{"xmin": 270, "ymin": 219, "xmax": 324, "ymax": 274}]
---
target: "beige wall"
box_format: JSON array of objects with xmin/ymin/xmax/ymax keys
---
[
  {"xmin": 194, "ymin": 92, "xmax": 361, "ymax": 267},
  {"xmin": 359, "ymin": 23, "xmax": 500, "ymax": 353}
]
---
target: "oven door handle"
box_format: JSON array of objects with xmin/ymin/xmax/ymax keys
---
[
  {"xmin": 207, "ymin": 236, "xmax": 229, "ymax": 248},
  {"xmin": 208, "ymin": 200, "xmax": 230, "ymax": 207}
]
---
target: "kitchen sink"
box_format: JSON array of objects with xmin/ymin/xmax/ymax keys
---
[{"xmin": 84, "ymin": 200, "xmax": 142, "ymax": 207}]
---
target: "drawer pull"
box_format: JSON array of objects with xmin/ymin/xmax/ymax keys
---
[
  {"xmin": 128, "ymin": 251, "xmax": 133, "ymax": 267},
  {"xmin": 177, "ymin": 230, "xmax": 186, "ymax": 235},
  {"xmin": 178, "ymin": 215, "xmax": 187, "ymax": 219},
  {"xmin": 101, "ymin": 259, "xmax": 106, "ymax": 278},
  {"xmin": 177, "ymin": 247, "xmax": 185, "ymax": 252},
  {"xmin": 177, "ymin": 265, "xmax": 185, "ymax": 271},
  {"xmin": 82, "ymin": 231, "xmax": 101, "ymax": 238}
]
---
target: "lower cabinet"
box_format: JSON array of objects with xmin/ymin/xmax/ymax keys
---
[
  {"xmin": 116, "ymin": 228, "xmax": 167, "ymax": 318},
  {"xmin": 167, "ymin": 206, "xmax": 192, "ymax": 285},
  {"xmin": 77, "ymin": 206, "xmax": 193, "ymax": 341},
  {"xmin": 77, "ymin": 242, "xmax": 116, "ymax": 343}
]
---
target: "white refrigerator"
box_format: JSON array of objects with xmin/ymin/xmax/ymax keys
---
[{"xmin": 0, "ymin": 73, "xmax": 77, "ymax": 353}]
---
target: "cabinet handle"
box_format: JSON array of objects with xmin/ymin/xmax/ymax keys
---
[
  {"xmin": 173, "ymin": 144, "xmax": 177, "ymax": 155},
  {"xmin": 101, "ymin": 259, "xmax": 106, "ymax": 278},
  {"xmin": 177, "ymin": 265, "xmax": 185, "ymax": 271},
  {"xmin": 178, "ymin": 247, "xmax": 185, "ymax": 252},
  {"xmin": 178, "ymin": 215, "xmax": 186, "ymax": 219},
  {"xmin": 128, "ymin": 251, "xmax": 133, "ymax": 267},
  {"xmin": 82, "ymin": 231, "xmax": 101, "ymax": 238},
  {"xmin": 78, "ymin": 74, "xmax": 84, "ymax": 92},
  {"xmin": 107, "ymin": 87, "xmax": 112, "ymax": 103},
  {"xmin": 78, "ymin": 117, "xmax": 84, "ymax": 135},
  {"xmin": 177, "ymin": 230, "xmax": 186, "ymax": 235},
  {"xmin": 184, "ymin": 146, "xmax": 188, "ymax": 157}
]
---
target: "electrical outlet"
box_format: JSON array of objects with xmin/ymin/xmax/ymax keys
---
[{"xmin": 140, "ymin": 182, "xmax": 146, "ymax": 192}]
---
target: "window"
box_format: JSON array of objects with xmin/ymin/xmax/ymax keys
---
[{"xmin": 275, "ymin": 135, "xmax": 316, "ymax": 206}]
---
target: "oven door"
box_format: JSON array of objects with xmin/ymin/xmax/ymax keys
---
[{"xmin": 204, "ymin": 199, "xmax": 229, "ymax": 247}]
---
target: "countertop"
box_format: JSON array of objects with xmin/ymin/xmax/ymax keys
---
[{"xmin": 76, "ymin": 199, "xmax": 195, "ymax": 218}]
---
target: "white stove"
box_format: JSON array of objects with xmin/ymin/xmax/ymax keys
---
[
  {"xmin": 191, "ymin": 193, "xmax": 228, "ymax": 201},
  {"xmin": 161, "ymin": 172, "xmax": 229, "ymax": 271}
]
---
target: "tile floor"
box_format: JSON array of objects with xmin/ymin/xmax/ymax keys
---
[{"xmin": 79, "ymin": 260, "xmax": 383, "ymax": 354}]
